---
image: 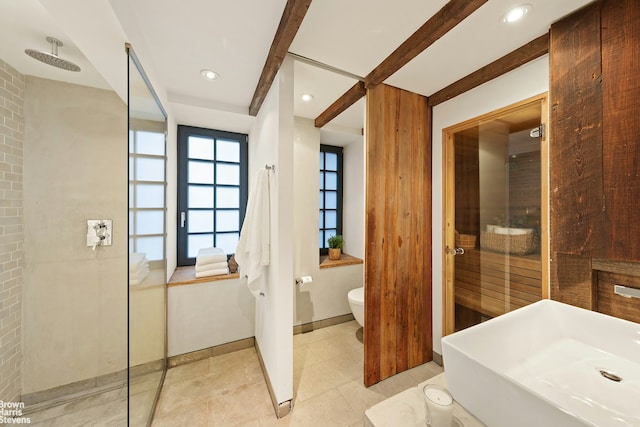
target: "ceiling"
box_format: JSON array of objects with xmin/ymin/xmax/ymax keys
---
[{"xmin": 1, "ymin": 0, "xmax": 593, "ymax": 144}]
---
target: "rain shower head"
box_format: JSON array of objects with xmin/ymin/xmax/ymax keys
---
[{"xmin": 25, "ymin": 36, "xmax": 81, "ymax": 72}]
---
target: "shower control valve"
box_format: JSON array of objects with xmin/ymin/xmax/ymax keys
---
[{"xmin": 87, "ymin": 219, "xmax": 112, "ymax": 249}]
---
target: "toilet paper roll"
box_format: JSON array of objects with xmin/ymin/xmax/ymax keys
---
[{"xmin": 296, "ymin": 275, "xmax": 312, "ymax": 290}]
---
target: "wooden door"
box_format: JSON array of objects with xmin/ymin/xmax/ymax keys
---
[
  {"xmin": 364, "ymin": 84, "xmax": 432, "ymax": 386},
  {"xmin": 443, "ymin": 95, "xmax": 549, "ymax": 335}
]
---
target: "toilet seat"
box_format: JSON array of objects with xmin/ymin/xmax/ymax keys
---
[
  {"xmin": 348, "ymin": 287, "xmax": 365, "ymax": 327},
  {"xmin": 348, "ymin": 287, "xmax": 364, "ymax": 305}
]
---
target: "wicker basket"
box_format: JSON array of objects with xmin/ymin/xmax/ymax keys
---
[
  {"xmin": 455, "ymin": 233, "xmax": 477, "ymax": 249},
  {"xmin": 480, "ymin": 231, "xmax": 537, "ymax": 256}
]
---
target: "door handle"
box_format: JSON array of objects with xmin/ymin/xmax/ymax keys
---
[
  {"xmin": 180, "ymin": 211, "xmax": 186, "ymax": 228},
  {"xmin": 445, "ymin": 246, "xmax": 465, "ymax": 255}
]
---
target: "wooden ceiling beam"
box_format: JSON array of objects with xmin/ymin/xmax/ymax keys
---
[
  {"xmin": 365, "ymin": 0, "xmax": 488, "ymax": 87},
  {"xmin": 428, "ymin": 33, "xmax": 549, "ymax": 106},
  {"xmin": 314, "ymin": 81, "xmax": 366, "ymax": 128},
  {"xmin": 314, "ymin": 0, "xmax": 487, "ymax": 128},
  {"xmin": 249, "ymin": 0, "xmax": 312, "ymax": 116}
]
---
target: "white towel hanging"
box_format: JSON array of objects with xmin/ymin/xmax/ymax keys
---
[{"xmin": 234, "ymin": 168, "xmax": 271, "ymax": 297}]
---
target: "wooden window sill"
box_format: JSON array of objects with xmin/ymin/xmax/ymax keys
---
[
  {"xmin": 168, "ymin": 266, "xmax": 239, "ymax": 287},
  {"xmin": 319, "ymin": 253, "xmax": 363, "ymax": 269},
  {"xmin": 168, "ymin": 254, "xmax": 364, "ymax": 286}
]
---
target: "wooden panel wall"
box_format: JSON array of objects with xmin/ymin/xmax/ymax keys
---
[
  {"xmin": 454, "ymin": 133, "xmax": 480, "ymax": 236},
  {"xmin": 601, "ymin": 0, "xmax": 640, "ymax": 261},
  {"xmin": 596, "ymin": 271, "xmax": 640, "ymax": 324},
  {"xmin": 549, "ymin": 2, "xmax": 603, "ymax": 258},
  {"xmin": 550, "ymin": 0, "xmax": 640, "ymax": 310},
  {"xmin": 509, "ymin": 151, "xmax": 541, "ymax": 222},
  {"xmin": 365, "ymin": 84, "xmax": 432, "ymax": 386}
]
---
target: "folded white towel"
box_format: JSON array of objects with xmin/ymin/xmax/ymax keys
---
[
  {"xmin": 131, "ymin": 266, "xmax": 149, "ymax": 278},
  {"xmin": 195, "ymin": 261, "xmax": 228, "ymax": 273},
  {"xmin": 198, "ymin": 247, "xmax": 225, "ymax": 255},
  {"xmin": 129, "ymin": 267, "xmax": 149, "ymax": 285},
  {"xmin": 129, "ymin": 253, "xmax": 148, "ymax": 271},
  {"xmin": 195, "ymin": 267, "xmax": 229, "ymax": 278},
  {"xmin": 196, "ymin": 253, "xmax": 227, "ymax": 265},
  {"xmin": 196, "ymin": 247, "xmax": 227, "ymax": 265},
  {"xmin": 131, "ymin": 260, "xmax": 149, "ymax": 273}
]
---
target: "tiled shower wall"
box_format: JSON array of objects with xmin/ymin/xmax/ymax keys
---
[{"xmin": 0, "ymin": 58, "xmax": 24, "ymax": 402}]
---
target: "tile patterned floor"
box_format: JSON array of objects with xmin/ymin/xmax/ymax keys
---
[
  {"xmin": 152, "ymin": 321, "xmax": 443, "ymax": 427},
  {"xmin": 21, "ymin": 321, "xmax": 442, "ymax": 426},
  {"xmin": 22, "ymin": 370, "xmax": 161, "ymax": 426},
  {"xmin": 23, "ymin": 382, "xmax": 128, "ymax": 426}
]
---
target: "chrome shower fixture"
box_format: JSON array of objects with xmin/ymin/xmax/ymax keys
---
[{"xmin": 25, "ymin": 36, "xmax": 81, "ymax": 72}]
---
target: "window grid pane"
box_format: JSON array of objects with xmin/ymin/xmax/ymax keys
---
[
  {"xmin": 137, "ymin": 236, "xmax": 164, "ymax": 261},
  {"xmin": 179, "ymin": 126, "xmax": 248, "ymax": 265},
  {"xmin": 215, "ymin": 232, "xmax": 239, "ymax": 254},
  {"xmin": 216, "ymin": 140, "xmax": 240, "ymax": 162},
  {"xmin": 188, "ymin": 161, "xmax": 214, "ymax": 184},
  {"xmin": 325, "ymin": 152, "xmax": 338, "ymax": 171},
  {"xmin": 325, "ymin": 191, "xmax": 337, "ymax": 209},
  {"xmin": 136, "ymin": 184, "xmax": 165, "ymax": 208},
  {"xmin": 188, "ymin": 234, "xmax": 214, "ymax": 258},
  {"xmin": 130, "ymin": 128, "xmax": 166, "ymax": 262},
  {"xmin": 136, "ymin": 157, "xmax": 165, "ymax": 182},
  {"xmin": 325, "ymin": 172, "xmax": 338, "ymax": 190},
  {"xmin": 188, "ymin": 136, "xmax": 214, "ymax": 160},
  {"xmin": 189, "ymin": 186, "xmax": 214, "ymax": 208},
  {"xmin": 216, "ymin": 186, "xmax": 240, "ymax": 209},
  {"xmin": 216, "ymin": 210, "xmax": 240, "ymax": 232},
  {"xmin": 188, "ymin": 210, "xmax": 214, "ymax": 233},
  {"xmin": 135, "ymin": 210, "xmax": 165, "ymax": 235},
  {"xmin": 137, "ymin": 131, "xmax": 165, "ymax": 156},
  {"xmin": 319, "ymin": 145, "xmax": 343, "ymax": 252}
]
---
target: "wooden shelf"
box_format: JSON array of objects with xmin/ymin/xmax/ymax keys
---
[
  {"xmin": 168, "ymin": 266, "xmax": 239, "ymax": 287},
  {"xmin": 319, "ymin": 253, "xmax": 363, "ymax": 269}
]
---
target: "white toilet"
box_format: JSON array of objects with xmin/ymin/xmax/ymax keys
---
[{"xmin": 348, "ymin": 287, "xmax": 364, "ymax": 327}]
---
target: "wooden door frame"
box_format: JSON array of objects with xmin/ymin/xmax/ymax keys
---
[{"xmin": 442, "ymin": 93, "xmax": 550, "ymax": 337}]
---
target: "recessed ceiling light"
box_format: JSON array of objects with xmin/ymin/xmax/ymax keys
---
[
  {"xmin": 301, "ymin": 93, "xmax": 314, "ymax": 102},
  {"xmin": 501, "ymin": 4, "xmax": 532, "ymax": 24},
  {"xmin": 200, "ymin": 69, "xmax": 219, "ymax": 80}
]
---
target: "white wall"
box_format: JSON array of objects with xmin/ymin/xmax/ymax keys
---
[
  {"xmin": 293, "ymin": 118, "xmax": 364, "ymax": 326},
  {"xmin": 23, "ymin": 77, "xmax": 128, "ymax": 393},
  {"xmin": 164, "ymin": 115, "xmax": 365, "ymax": 359},
  {"xmin": 293, "ymin": 117, "xmax": 320, "ymax": 288},
  {"xmin": 479, "ymin": 122, "xmax": 509, "ymax": 227},
  {"xmin": 166, "ymin": 115, "xmax": 177, "ymax": 277},
  {"xmin": 343, "ymin": 138, "xmax": 365, "ymax": 259},
  {"xmin": 248, "ymin": 57, "xmax": 294, "ymax": 405},
  {"xmin": 130, "ymin": 278, "xmax": 165, "ymax": 366},
  {"xmin": 167, "ymin": 279, "xmax": 255, "ymax": 357},
  {"xmin": 431, "ymin": 55, "xmax": 549, "ymax": 355}
]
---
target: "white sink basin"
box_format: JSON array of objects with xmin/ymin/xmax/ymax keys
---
[{"xmin": 441, "ymin": 299, "xmax": 640, "ymax": 427}]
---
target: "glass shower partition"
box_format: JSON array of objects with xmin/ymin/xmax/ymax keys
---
[{"xmin": 126, "ymin": 44, "xmax": 168, "ymax": 426}]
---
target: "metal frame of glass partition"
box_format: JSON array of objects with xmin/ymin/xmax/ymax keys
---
[{"xmin": 126, "ymin": 43, "xmax": 168, "ymax": 426}]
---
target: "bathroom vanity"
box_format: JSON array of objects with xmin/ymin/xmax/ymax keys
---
[{"xmin": 442, "ymin": 299, "xmax": 640, "ymax": 427}]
